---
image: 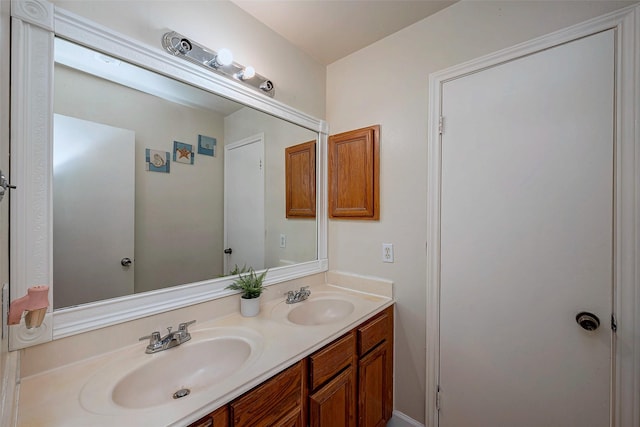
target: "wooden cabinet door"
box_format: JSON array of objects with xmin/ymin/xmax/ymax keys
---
[
  {"xmin": 328, "ymin": 125, "xmax": 380, "ymax": 220},
  {"xmin": 309, "ymin": 366, "xmax": 356, "ymax": 427},
  {"xmin": 358, "ymin": 344, "xmax": 392, "ymax": 427}
]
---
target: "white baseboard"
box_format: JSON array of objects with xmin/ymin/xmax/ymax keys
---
[{"xmin": 388, "ymin": 410, "xmax": 425, "ymax": 427}]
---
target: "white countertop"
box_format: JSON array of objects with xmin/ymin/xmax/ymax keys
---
[{"xmin": 17, "ymin": 282, "xmax": 393, "ymax": 427}]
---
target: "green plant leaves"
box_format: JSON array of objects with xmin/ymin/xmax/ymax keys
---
[{"xmin": 225, "ymin": 267, "xmax": 268, "ymax": 299}]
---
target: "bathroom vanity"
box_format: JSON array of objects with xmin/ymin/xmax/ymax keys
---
[
  {"xmin": 189, "ymin": 305, "xmax": 393, "ymax": 427},
  {"xmin": 16, "ymin": 278, "xmax": 394, "ymax": 426}
]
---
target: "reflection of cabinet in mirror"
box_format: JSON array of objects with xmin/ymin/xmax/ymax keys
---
[
  {"xmin": 286, "ymin": 140, "xmax": 316, "ymax": 218},
  {"xmin": 328, "ymin": 125, "xmax": 380, "ymax": 220}
]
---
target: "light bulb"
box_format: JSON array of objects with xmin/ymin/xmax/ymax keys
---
[
  {"xmin": 238, "ymin": 66, "xmax": 255, "ymax": 80},
  {"xmin": 216, "ymin": 48, "xmax": 233, "ymax": 66}
]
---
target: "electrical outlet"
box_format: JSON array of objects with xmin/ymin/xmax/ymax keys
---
[
  {"xmin": 280, "ymin": 234, "xmax": 286, "ymax": 248},
  {"xmin": 382, "ymin": 243, "xmax": 394, "ymax": 263}
]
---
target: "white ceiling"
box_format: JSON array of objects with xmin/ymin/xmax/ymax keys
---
[{"xmin": 231, "ymin": 0, "xmax": 457, "ymax": 65}]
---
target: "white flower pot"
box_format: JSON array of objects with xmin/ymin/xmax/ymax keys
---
[{"xmin": 240, "ymin": 296, "xmax": 261, "ymax": 317}]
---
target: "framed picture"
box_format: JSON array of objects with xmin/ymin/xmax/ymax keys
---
[
  {"xmin": 145, "ymin": 149, "xmax": 170, "ymax": 173},
  {"xmin": 173, "ymin": 141, "xmax": 194, "ymax": 165},
  {"xmin": 198, "ymin": 135, "xmax": 217, "ymax": 157}
]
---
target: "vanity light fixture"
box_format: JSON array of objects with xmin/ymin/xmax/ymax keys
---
[{"xmin": 162, "ymin": 31, "xmax": 275, "ymax": 97}]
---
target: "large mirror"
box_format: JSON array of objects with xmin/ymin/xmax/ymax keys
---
[
  {"xmin": 52, "ymin": 38, "xmax": 317, "ymax": 309},
  {"xmin": 9, "ymin": 2, "xmax": 327, "ymax": 349}
]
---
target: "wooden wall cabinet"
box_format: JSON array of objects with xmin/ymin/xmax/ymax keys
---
[
  {"xmin": 286, "ymin": 140, "xmax": 316, "ymax": 218},
  {"xmin": 187, "ymin": 306, "xmax": 393, "ymax": 427},
  {"xmin": 328, "ymin": 125, "xmax": 380, "ymax": 220}
]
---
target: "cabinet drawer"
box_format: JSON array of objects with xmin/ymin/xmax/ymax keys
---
[
  {"xmin": 188, "ymin": 405, "xmax": 228, "ymax": 427},
  {"xmin": 273, "ymin": 406, "xmax": 304, "ymax": 427},
  {"xmin": 357, "ymin": 308, "xmax": 392, "ymax": 356},
  {"xmin": 189, "ymin": 415, "xmax": 213, "ymax": 427},
  {"xmin": 309, "ymin": 332, "xmax": 355, "ymax": 390},
  {"xmin": 230, "ymin": 361, "xmax": 304, "ymax": 427}
]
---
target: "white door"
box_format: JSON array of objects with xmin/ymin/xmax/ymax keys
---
[
  {"xmin": 224, "ymin": 134, "xmax": 265, "ymax": 274},
  {"xmin": 53, "ymin": 114, "xmax": 135, "ymax": 308},
  {"xmin": 439, "ymin": 30, "xmax": 614, "ymax": 426}
]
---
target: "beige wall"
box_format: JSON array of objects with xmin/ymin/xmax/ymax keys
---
[
  {"xmin": 51, "ymin": 0, "xmax": 326, "ymax": 120},
  {"xmin": 326, "ymin": 0, "xmax": 636, "ymax": 422}
]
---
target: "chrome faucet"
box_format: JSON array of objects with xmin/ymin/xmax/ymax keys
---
[
  {"xmin": 139, "ymin": 320, "xmax": 195, "ymax": 354},
  {"xmin": 285, "ymin": 286, "xmax": 311, "ymax": 304}
]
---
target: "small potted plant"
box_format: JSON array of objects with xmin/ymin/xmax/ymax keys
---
[{"xmin": 226, "ymin": 267, "xmax": 267, "ymax": 317}]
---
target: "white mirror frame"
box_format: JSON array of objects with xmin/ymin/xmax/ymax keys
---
[{"xmin": 9, "ymin": 0, "xmax": 328, "ymax": 350}]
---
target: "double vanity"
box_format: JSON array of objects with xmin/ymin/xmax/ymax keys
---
[{"xmin": 16, "ymin": 274, "xmax": 393, "ymax": 426}]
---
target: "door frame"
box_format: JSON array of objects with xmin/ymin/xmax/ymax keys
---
[{"xmin": 426, "ymin": 5, "xmax": 640, "ymax": 427}]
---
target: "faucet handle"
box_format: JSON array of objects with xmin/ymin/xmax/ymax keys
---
[
  {"xmin": 139, "ymin": 331, "xmax": 161, "ymax": 344},
  {"xmin": 285, "ymin": 290, "xmax": 296, "ymax": 303},
  {"xmin": 176, "ymin": 320, "xmax": 195, "ymax": 344},
  {"xmin": 178, "ymin": 320, "xmax": 196, "ymax": 331},
  {"xmin": 300, "ymin": 286, "xmax": 311, "ymax": 296}
]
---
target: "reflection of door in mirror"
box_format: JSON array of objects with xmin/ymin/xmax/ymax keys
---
[
  {"xmin": 224, "ymin": 134, "xmax": 265, "ymax": 274},
  {"xmin": 53, "ymin": 114, "xmax": 135, "ymax": 308}
]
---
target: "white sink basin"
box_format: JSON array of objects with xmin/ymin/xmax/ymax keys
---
[
  {"xmin": 270, "ymin": 292, "xmax": 359, "ymax": 326},
  {"xmin": 80, "ymin": 327, "xmax": 263, "ymax": 413},
  {"xmin": 287, "ymin": 299, "xmax": 355, "ymax": 325},
  {"xmin": 113, "ymin": 337, "xmax": 251, "ymax": 409}
]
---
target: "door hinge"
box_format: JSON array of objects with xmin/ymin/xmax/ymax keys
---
[
  {"xmin": 438, "ymin": 116, "xmax": 444, "ymax": 135},
  {"xmin": 436, "ymin": 386, "xmax": 441, "ymax": 412},
  {"xmin": 611, "ymin": 314, "xmax": 617, "ymax": 333}
]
